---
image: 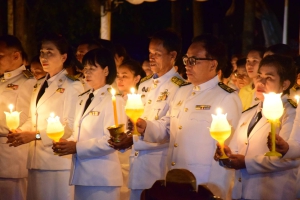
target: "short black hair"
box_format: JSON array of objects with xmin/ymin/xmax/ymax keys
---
[
  {"xmin": 266, "ymin": 44, "xmax": 294, "ymax": 57},
  {"xmin": 247, "ymin": 46, "xmax": 266, "ymax": 59},
  {"xmin": 30, "ymin": 55, "xmax": 41, "ymax": 65},
  {"xmin": 192, "ymin": 34, "xmax": 227, "ymax": 72},
  {"xmin": 78, "ymin": 39, "xmax": 102, "ymax": 51},
  {"xmin": 150, "ymin": 29, "xmax": 182, "ymax": 60},
  {"xmin": 82, "ymin": 48, "xmax": 116, "ymax": 85},
  {"xmin": 236, "ymin": 58, "xmax": 246, "ymax": 68},
  {"xmin": 0, "ymin": 35, "xmax": 27, "ymax": 61},
  {"xmin": 40, "ymin": 33, "xmax": 81, "ymax": 69},
  {"xmin": 259, "ymin": 54, "xmax": 296, "ymax": 95},
  {"xmin": 119, "ymin": 59, "xmax": 144, "ymax": 77}
]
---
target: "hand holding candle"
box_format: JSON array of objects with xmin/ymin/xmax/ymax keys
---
[
  {"xmin": 4, "ymin": 104, "xmax": 21, "ymax": 132},
  {"xmin": 46, "ymin": 113, "xmax": 64, "ymax": 142},
  {"xmin": 263, "ymin": 92, "xmax": 284, "ymax": 157},
  {"xmin": 125, "ymin": 88, "xmax": 144, "ymax": 135},
  {"xmin": 210, "ymin": 108, "xmax": 231, "ymax": 159}
]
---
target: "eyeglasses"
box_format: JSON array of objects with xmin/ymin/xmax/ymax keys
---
[
  {"xmin": 182, "ymin": 55, "xmax": 215, "ymax": 66},
  {"xmin": 234, "ymin": 73, "xmax": 249, "ymax": 79}
]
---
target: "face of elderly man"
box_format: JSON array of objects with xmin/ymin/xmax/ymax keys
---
[{"xmin": 184, "ymin": 42, "xmax": 218, "ymax": 86}]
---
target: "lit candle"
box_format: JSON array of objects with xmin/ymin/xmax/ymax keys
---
[
  {"xmin": 263, "ymin": 92, "xmax": 284, "ymax": 157},
  {"xmin": 125, "ymin": 87, "xmax": 144, "ymax": 135},
  {"xmin": 210, "ymin": 108, "xmax": 231, "ymax": 159},
  {"xmin": 4, "ymin": 104, "xmax": 21, "ymax": 131},
  {"xmin": 295, "ymin": 95, "xmax": 300, "ymax": 105},
  {"xmin": 111, "ymin": 88, "xmax": 118, "ymax": 126},
  {"xmin": 46, "ymin": 112, "xmax": 64, "ymax": 142}
]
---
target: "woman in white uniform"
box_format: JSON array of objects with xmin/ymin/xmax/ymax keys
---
[
  {"xmin": 52, "ymin": 48, "xmax": 124, "ymax": 200},
  {"xmin": 215, "ymin": 54, "xmax": 300, "ymax": 200},
  {"xmin": 9, "ymin": 33, "xmax": 84, "ymax": 200},
  {"xmin": 115, "ymin": 59, "xmax": 144, "ymax": 200}
]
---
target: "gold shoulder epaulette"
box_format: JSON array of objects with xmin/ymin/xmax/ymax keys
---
[
  {"xmin": 218, "ymin": 82, "xmax": 235, "ymax": 93},
  {"xmin": 140, "ymin": 74, "xmax": 153, "ymax": 84},
  {"xmin": 22, "ymin": 70, "xmax": 34, "ymax": 79},
  {"xmin": 65, "ymin": 74, "xmax": 79, "ymax": 81},
  {"xmin": 171, "ymin": 76, "xmax": 190, "ymax": 87},
  {"xmin": 242, "ymin": 103, "xmax": 259, "ymax": 113},
  {"xmin": 287, "ymin": 99, "xmax": 297, "ymax": 108},
  {"xmin": 79, "ymin": 89, "xmax": 91, "ymax": 97}
]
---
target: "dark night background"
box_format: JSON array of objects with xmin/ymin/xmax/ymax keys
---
[{"xmin": 0, "ymin": 0, "xmax": 299, "ymax": 62}]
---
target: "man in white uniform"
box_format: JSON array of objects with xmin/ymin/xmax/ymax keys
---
[
  {"xmin": 109, "ymin": 29, "xmax": 186, "ymax": 200},
  {"xmin": 0, "ymin": 35, "xmax": 35, "ymax": 200},
  {"xmin": 137, "ymin": 34, "xmax": 242, "ymax": 199}
]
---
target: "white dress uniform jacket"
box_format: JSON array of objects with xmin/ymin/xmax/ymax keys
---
[
  {"xmin": 129, "ymin": 67, "xmax": 184, "ymax": 190},
  {"xmin": 28, "ymin": 70, "xmax": 83, "ymax": 170},
  {"xmin": 69, "ymin": 85, "xmax": 123, "ymax": 186},
  {"xmin": 144, "ymin": 76, "xmax": 242, "ymax": 199},
  {"xmin": 230, "ymin": 96, "xmax": 299, "ymax": 200},
  {"xmin": 0, "ymin": 65, "xmax": 35, "ymax": 178}
]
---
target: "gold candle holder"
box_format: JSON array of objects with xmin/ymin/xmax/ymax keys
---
[{"xmin": 107, "ymin": 124, "xmax": 125, "ymax": 143}]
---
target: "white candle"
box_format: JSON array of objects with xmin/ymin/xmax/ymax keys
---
[
  {"xmin": 46, "ymin": 112, "xmax": 64, "ymax": 142},
  {"xmin": 262, "ymin": 92, "xmax": 284, "ymax": 120},
  {"xmin": 111, "ymin": 88, "xmax": 118, "ymax": 126},
  {"xmin": 4, "ymin": 104, "xmax": 21, "ymax": 131}
]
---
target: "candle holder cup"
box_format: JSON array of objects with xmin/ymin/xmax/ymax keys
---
[{"xmin": 107, "ymin": 124, "xmax": 125, "ymax": 143}]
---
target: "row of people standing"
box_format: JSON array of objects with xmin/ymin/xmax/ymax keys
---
[{"xmin": 2, "ymin": 29, "xmax": 300, "ymax": 200}]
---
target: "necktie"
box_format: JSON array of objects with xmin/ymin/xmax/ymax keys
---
[
  {"xmin": 36, "ymin": 80, "xmax": 48, "ymax": 105},
  {"xmin": 82, "ymin": 93, "xmax": 94, "ymax": 115},
  {"xmin": 247, "ymin": 111, "xmax": 262, "ymax": 136}
]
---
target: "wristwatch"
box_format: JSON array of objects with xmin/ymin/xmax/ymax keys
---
[{"xmin": 36, "ymin": 131, "xmax": 41, "ymax": 140}]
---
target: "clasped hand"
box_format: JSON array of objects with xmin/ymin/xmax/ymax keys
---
[
  {"xmin": 52, "ymin": 138, "xmax": 76, "ymax": 156},
  {"xmin": 7, "ymin": 130, "xmax": 36, "ymax": 147},
  {"xmin": 214, "ymin": 144, "xmax": 246, "ymax": 170}
]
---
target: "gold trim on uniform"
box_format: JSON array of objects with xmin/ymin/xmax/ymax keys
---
[
  {"xmin": 157, "ymin": 89, "xmax": 169, "ymax": 102},
  {"xmin": 195, "ymin": 105, "xmax": 211, "ymax": 110},
  {"xmin": 89, "ymin": 111, "xmax": 100, "ymax": 116},
  {"xmin": 287, "ymin": 99, "xmax": 297, "ymax": 108},
  {"xmin": 65, "ymin": 74, "xmax": 79, "ymax": 81},
  {"xmin": 140, "ymin": 74, "xmax": 153, "ymax": 84},
  {"xmin": 22, "ymin": 70, "xmax": 34, "ymax": 78},
  {"xmin": 56, "ymin": 88, "xmax": 65, "ymax": 93},
  {"xmin": 7, "ymin": 84, "xmax": 18, "ymax": 90},
  {"xmin": 177, "ymin": 100, "xmax": 183, "ymax": 106},
  {"xmin": 218, "ymin": 82, "xmax": 235, "ymax": 93}
]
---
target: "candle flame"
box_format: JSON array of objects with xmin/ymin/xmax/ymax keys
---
[
  {"xmin": 216, "ymin": 108, "xmax": 222, "ymax": 115},
  {"xmin": 50, "ymin": 112, "xmax": 55, "ymax": 118},
  {"xmin": 130, "ymin": 87, "xmax": 135, "ymax": 94},
  {"xmin": 295, "ymin": 95, "xmax": 300, "ymax": 104},
  {"xmin": 8, "ymin": 104, "xmax": 14, "ymax": 112},
  {"xmin": 111, "ymin": 88, "xmax": 116, "ymax": 96}
]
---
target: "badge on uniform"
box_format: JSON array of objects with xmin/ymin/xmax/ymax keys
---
[
  {"xmin": 157, "ymin": 89, "xmax": 169, "ymax": 102},
  {"xmin": 7, "ymin": 84, "xmax": 18, "ymax": 90},
  {"xmin": 89, "ymin": 111, "xmax": 100, "ymax": 116},
  {"xmin": 142, "ymin": 87, "xmax": 150, "ymax": 92},
  {"xmin": 56, "ymin": 88, "xmax": 65, "ymax": 93},
  {"xmin": 195, "ymin": 105, "xmax": 211, "ymax": 110}
]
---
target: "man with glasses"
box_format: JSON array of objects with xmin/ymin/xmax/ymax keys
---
[
  {"xmin": 109, "ymin": 29, "xmax": 185, "ymax": 200},
  {"xmin": 0, "ymin": 35, "xmax": 35, "ymax": 200},
  {"xmin": 136, "ymin": 34, "xmax": 242, "ymax": 199}
]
